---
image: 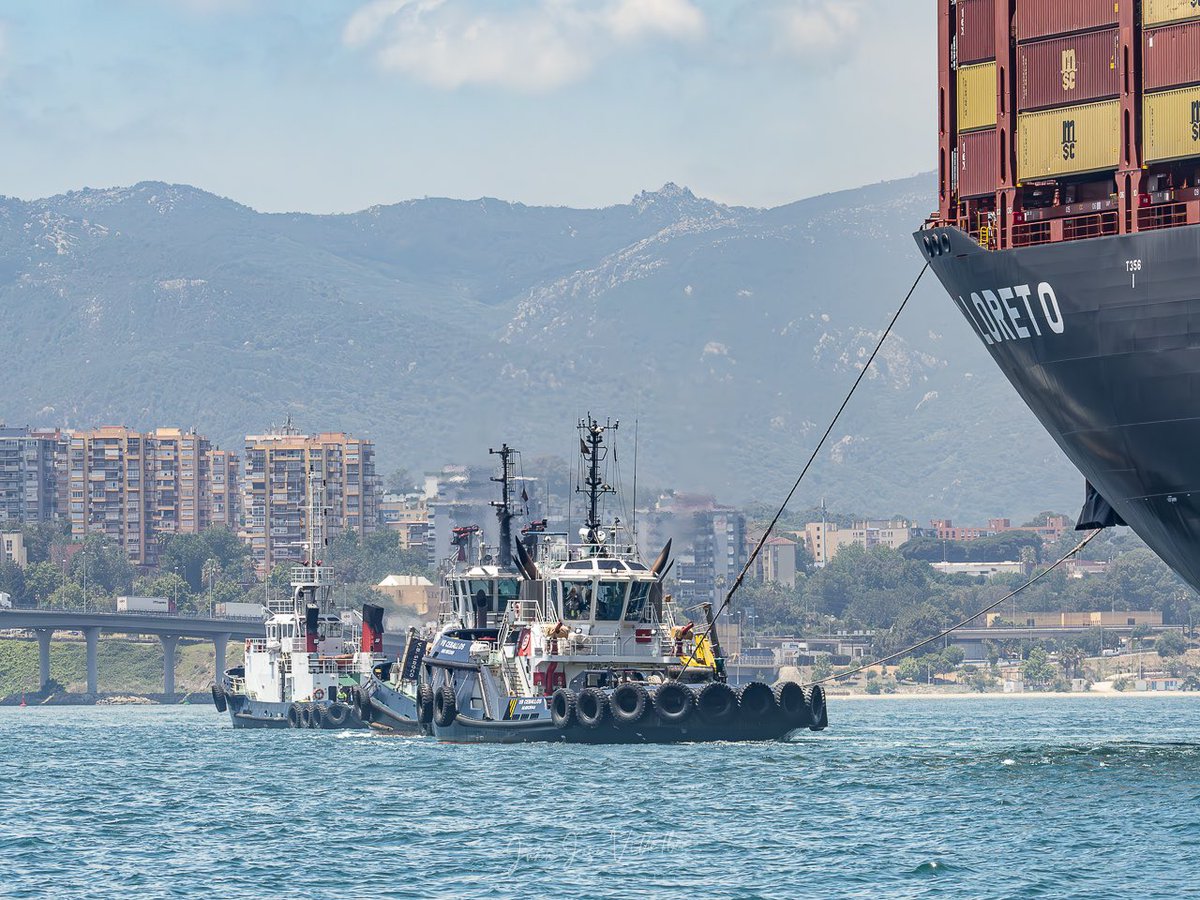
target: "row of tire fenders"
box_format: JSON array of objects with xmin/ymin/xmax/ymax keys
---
[{"xmin": 416, "ymin": 679, "xmax": 827, "ymax": 731}]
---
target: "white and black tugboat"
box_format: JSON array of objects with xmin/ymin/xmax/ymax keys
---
[
  {"xmin": 212, "ymin": 471, "xmax": 389, "ymax": 730},
  {"xmin": 418, "ymin": 417, "xmax": 828, "ymax": 744},
  {"xmin": 361, "ymin": 444, "xmax": 526, "ymax": 734}
]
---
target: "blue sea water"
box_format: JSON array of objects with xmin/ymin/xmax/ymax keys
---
[{"xmin": 2, "ymin": 697, "xmax": 1199, "ymax": 899}]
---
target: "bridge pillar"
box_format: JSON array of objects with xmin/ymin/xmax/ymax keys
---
[
  {"xmin": 161, "ymin": 635, "xmax": 179, "ymax": 698},
  {"xmin": 35, "ymin": 629, "xmax": 54, "ymax": 691},
  {"xmin": 213, "ymin": 633, "xmax": 230, "ymax": 683},
  {"xmin": 84, "ymin": 626, "xmax": 100, "ymax": 696}
]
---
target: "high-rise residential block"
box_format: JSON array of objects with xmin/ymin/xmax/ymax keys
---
[
  {"xmin": 241, "ymin": 426, "xmax": 378, "ymax": 575},
  {"xmin": 0, "ymin": 426, "xmax": 69, "ymax": 526},
  {"xmin": 68, "ymin": 426, "xmax": 240, "ymax": 568}
]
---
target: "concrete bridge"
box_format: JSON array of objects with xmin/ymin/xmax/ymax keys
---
[{"xmin": 0, "ymin": 608, "xmax": 265, "ymax": 697}]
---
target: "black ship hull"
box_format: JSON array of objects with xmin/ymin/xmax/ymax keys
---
[
  {"xmin": 916, "ymin": 224, "xmax": 1200, "ymax": 591},
  {"xmin": 429, "ymin": 715, "xmax": 812, "ymax": 744}
]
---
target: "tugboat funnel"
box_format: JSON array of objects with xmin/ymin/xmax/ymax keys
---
[{"xmin": 362, "ymin": 603, "xmax": 385, "ymax": 653}]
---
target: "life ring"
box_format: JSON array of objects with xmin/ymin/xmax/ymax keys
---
[
  {"xmin": 652, "ymin": 682, "xmax": 694, "ymax": 725},
  {"xmin": 695, "ymin": 681, "xmax": 737, "ymax": 724},
  {"xmin": 736, "ymin": 682, "xmax": 777, "ymax": 720},
  {"xmin": 313, "ymin": 687, "xmax": 325, "ymax": 701},
  {"xmin": 575, "ymin": 687, "xmax": 609, "ymax": 729},
  {"xmin": 324, "ymin": 703, "xmax": 350, "ymax": 728},
  {"xmin": 611, "ymin": 683, "xmax": 650, "ymax": 725},
  {"xmin": 550, "ymin": 688, "xmax": 576, "ymax": 729},
  {"xmin": 433, "ymin": 684, "xmax": 457, "ymax": 728}
]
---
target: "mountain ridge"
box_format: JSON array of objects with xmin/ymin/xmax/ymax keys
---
[{"xmin": 0, "ymin": 173, "xmax": 1083, "ymax": 523}]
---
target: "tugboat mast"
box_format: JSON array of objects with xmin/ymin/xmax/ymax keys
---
[
  {"xmin": 489, "ymin": 443, "xmax": 517, "ymax": 569},
  {"xmin": 578, "ymin": 414, "xmax": 617, "ymax": 552}
]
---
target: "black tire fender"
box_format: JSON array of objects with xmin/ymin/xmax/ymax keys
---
[
  {"xmin": 806, "ymin": 684, "xmax": 827, "ymax": 730},
  {"xmin": 211, "ymin": 683, "xmax": 227, "ymax": 713},
  {"xmin": 550, "ymin": 688, "xmax": 577, "ymax": 729},
  {"xmin": 736, "ymin": 681, "xmax": 776, "ymax": 719},
  {"xmin": 653, "ymin": 682, "xmax": 695, "ymax": 725},
  {"xmin": 610, "ymin": 682, "xmax": 650, "ymax": 725},
  {"xmin": 324, "ymin": 702, "xmax": 350, "ymax": 728},
  {"xmin": 575, "ymin": 687, "xmax": 610, "ymax": 729},
  {"xmin": 417, "ymin": 683, "xmax": 435, "ymax": 725},
  {"xmin": 287, "ymin": 703, "xmax": 302, "ymax": 728},
  {"xmin": 433, "ymin": 684, "xmax": 457, "ymax": 728},
  {"xmin": 696, "ymin": 681, "xmax": 737, "ymax": 724},
  {"xmin": 774, "ymin": 681, "xmax": 810, "ymax": 726}
]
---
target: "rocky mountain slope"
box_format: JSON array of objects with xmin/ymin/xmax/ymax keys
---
[{"xmin": 0, "ymin": 174, "xmax": 1082, "ymax": 522}]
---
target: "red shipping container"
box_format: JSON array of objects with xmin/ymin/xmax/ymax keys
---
[
  {"xmin": 1017, "ymin": 29, "xmax": 1120, "ymax": 111},
  {"xmin": 1015, "ymin": 0, "xmax": 1119, "ymax": 42},
  {"xmin": 958, "ymin": 0, "xmax": 996, "ymax": 64},
  {"xmin": 1144, "ymin": 21, "xmax": 1200, "ymax": 92},
  {"xmin": 958, "ymin": 128, "xmax": 998, "ymax": 198}
]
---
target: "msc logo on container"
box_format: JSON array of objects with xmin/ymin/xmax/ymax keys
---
[
  {"xmin": 1192, "ymin": 100, "xmax": 1200, "ymax": 142},
  {"xmin": 1062, "ymin": 119, "xmax": 1077, "ymax": 160},
  {"xmin": 1061, "ymin": 49, "xmax": 1077, "ymax": 92}
]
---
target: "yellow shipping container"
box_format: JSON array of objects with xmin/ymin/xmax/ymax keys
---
[
  {"xmin": 1143, "ymin": 0, "xmax": 1200, "ymax": 26},
  {"xmin": 957, "ymin": 62, "xmax": 997, "ymax": 133},
  {"xmin": 1017, "ymin": 99, "xmax": 1120, "ymax": 181},
  {"xmin": 1144, "ymin": 86, "xmax": 1200, "ymax": 162}
]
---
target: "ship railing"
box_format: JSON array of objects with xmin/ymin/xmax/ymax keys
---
[
  {"xmin": 1138, "ymin": 202, "xmax": 1189, "ymax": 232},
  {"xmin": 226, "ymin": 675, "xmax": 246, "ymax": 693},
  {"xmin": 290, "ymin": 566, "xmax": 336, "ymax": 584},
  {"xmin": 245, "ymin": 639, "xmax": 268, "ymax": 653},
  {"xmin": 1063, "ymin": 211, "xmax": 1118, "ymax": 243},
  {"xmin": 1011, "ymin": 220, "xmax": 1051, "ymax": 248}
]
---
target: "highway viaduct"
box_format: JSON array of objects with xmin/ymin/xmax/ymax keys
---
[{"xmin": 0, "ymin": 608, "xmax": 265, "ymax": 697}]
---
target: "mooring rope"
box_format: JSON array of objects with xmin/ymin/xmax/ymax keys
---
[
  {"xmin": 806, "ymin": 526, "xmax": 1102, "ymax": 687},
  {"xmin": 678, "ymin": 262, "xmax": 930, "ymax": 673}
]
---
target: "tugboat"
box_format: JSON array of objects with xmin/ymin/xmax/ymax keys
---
[
  {"xmin": 212, "ymin": 471, "xmax": 388, "ymax": 729},
  {"xmin": 417, "ymin": 416, "xmax": 828, "ymax": 743},
  {"xmin": 361, "ymin": 444, "xmax": 525, "ymax": 733}
]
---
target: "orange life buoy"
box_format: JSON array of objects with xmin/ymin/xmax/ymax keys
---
[{"xmin": 313, "ymin": 687, "xmax": 325, "ymax": 700}]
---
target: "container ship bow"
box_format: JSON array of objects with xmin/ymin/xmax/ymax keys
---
[{"xmin": 918, "ymin": 0, "xmax": 1200, "ymax": 590}]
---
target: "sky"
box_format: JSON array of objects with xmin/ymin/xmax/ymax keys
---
[{"xmin": 0, "ymin": 1, "xmax": 936, "ymax": 213}]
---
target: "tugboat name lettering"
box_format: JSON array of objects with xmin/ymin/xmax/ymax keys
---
[{"xmin": 958, "ymin": 282, "xmax": 1064, "ymax": 346}]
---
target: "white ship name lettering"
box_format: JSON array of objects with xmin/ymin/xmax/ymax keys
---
[{"xmin": 958, "ymin": 282, "xmax": 1063, "ymax": 346}]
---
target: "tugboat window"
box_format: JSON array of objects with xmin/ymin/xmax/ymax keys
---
[
  {"xmin": 469, "ymin": 580, "xmax": 494, "ymax": 603},
  {"xmin": 497, "ymin": 578, "xmax": 519, "ymax": 608},
  {"xmin": 624, "ymin": 582, "xmax": 651, "ymax": 622},
  {"xmin": 595, "ymin": 581, "xmax": 626, "ymax": 621},
  {"xmin": 562, "ymin": 581, "xmax": 593, "ymax": 620}
]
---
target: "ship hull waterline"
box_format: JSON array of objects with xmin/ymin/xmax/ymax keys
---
[{"xmin": 916, "ymin": 223, "xmax": 1200, "ymax": 592}]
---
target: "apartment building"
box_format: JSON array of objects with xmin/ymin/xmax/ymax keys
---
[
  {"xmin": 209, "ymin": 448, "xmax": 241, "ymax": 529},
  {"xmin": 68, "ymin": 426, "xmax": 239, "ymax": 567},
  {"xmin": 0, "ymin": 426, "xmax": 68, "ymax": 525},
  {"xmin": 804, "ymin": 519, "xmax": 919, "ymax": 567},
  {"xmin": 241, "ymin": 427, "xmax": 378, "ymax": 574}
]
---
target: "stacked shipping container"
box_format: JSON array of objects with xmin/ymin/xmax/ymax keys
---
[
  {"xmin": 1142, "ymin": 4, "xmax": 1200, "ymax": 164},
  {"xmin": 938, "ymin": 0, "xmax": 1200, "ymax": 248},
  {"xmin": 954, "ymin": 0, "xmax": 998, "ymax": 198},
  {"xmin": 1013, "ymin": 2, "xmax": 1122, "ymax": 183}
]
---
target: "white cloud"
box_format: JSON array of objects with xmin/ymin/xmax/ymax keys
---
[
  {"xmin": 343, "ymin": 0, "xmax": 705, "ymax": 92},
  {"xmin": 770, "ymin": 1, "xmax": 862, "ymax": 58}
]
